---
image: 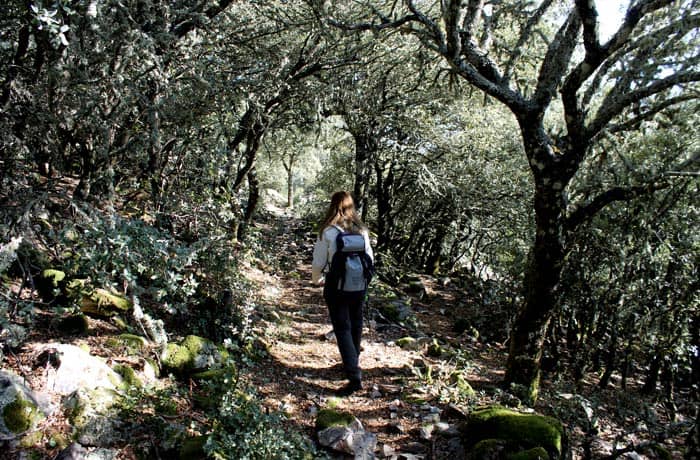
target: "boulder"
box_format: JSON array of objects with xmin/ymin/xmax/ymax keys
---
[
  {"xmin": 0, "ymin": 370, "xmax": 53, "ymax": 438},
  {"xmin": 460, "ymin": 406, "xmax": 565, "ymax": 460},
  {"xmin": 161, "ymin": 335, "xmax": 231, "ymax": 376},
  {"xmin": 39, "ymin": 344, "xmax": 123, "ymax": 395},
  {"xmin": 64, "ymin": 387, "xmax": 123, "ymax": 447},
  {"xmin": 316, "ymin": 408, "xmax": 377, "ymax": 458},
  {"xmin": 80, "ymin": 289, "xmax": 131, "ymax": 318}
]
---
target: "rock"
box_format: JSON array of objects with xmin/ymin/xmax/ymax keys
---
[
  {"xmin": 315, "ymin": 408, "xmax": 361, "ymax": 431},
  {"xmin": 64, "ymin": 387, "xmax": 123, "ymax": 447},
  {"xmin": 317, "ymin": 426, "xmax": 377, "ymax": 458},
  {"xmin": 396, "ymin": 337, "xmax": 420, "ymax": 350},
  {"xmin": 161, "ymin": 335, "xmax": 231, "ymax": 376},
  {"xmin": 379, "ymin": 299, "xmax": 413, "ymax": 323},
  {"xmin": 0, "ymin": 370, "xmax": 53, "ymax": 438},
  {"xmin": 2, "ymin": 392, "xmax": 43, "ymax": 434},
  {"xmin": 80, "ymin": 288, "xmax": 131, "ymax": 318},
  {"xmin": 460, "ymin": 405, "xmax": 565, "ymax": 459},
  {"xmin": 106, "ymin": 333, "xmax": 148, "ymax": 354},
  {"xmin": 316, "ymin": 409, "xmax": 377, "ymax": 458},
  {"xmin": 54, "ymin": 442, "xmax": 88, "ymax": 460},
  {"xmin": 54, "ymin": 443, "xmax": 118, "ymax": 460},
  {"xmin": 39, "ymin": 343, "xmax": 123, "ymax": 395}
]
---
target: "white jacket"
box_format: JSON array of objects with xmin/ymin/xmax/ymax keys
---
[{"xmin": 311, "ymin": 225, "xmax": 374, "ymax": 285}]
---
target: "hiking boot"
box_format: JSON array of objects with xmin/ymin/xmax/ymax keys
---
[{"xmin": 336, "ymin": 380, "xmax": 362, "ymax": 396}]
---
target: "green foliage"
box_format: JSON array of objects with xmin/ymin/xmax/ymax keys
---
[{"xmin": 206, "ymin": 388, "xmax": 323, "ymax": 460}]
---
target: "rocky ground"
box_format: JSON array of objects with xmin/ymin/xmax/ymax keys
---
[{"xmin": 0, "ymin": 201, "xmax": 693, "ymax": 459}]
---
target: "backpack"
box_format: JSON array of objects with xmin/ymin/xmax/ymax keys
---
[{"xmin": 325, "ymin": 227, "xmax": 374, "ymax": 295}]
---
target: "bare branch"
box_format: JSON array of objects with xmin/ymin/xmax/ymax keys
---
[
  {"xmin": 588, "ymin": 71, "xmax": 700, "ymax": 139},
  {"xmin": 533, "ymin": 9, "xmax": 581, "ymax": 111},
  {"xmin": 607, "ymin": 95, "xmax": 699, "ymax": 135},
  {"xmin": 503, "ymin": 0, "xmax": 555, "ymax": 85}
]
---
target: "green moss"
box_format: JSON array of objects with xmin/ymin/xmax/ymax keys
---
[
  {"xmin": 107, "ymin": 333, "xmax": 147, "ymax": 354},
  {"xmin": 19, "ymin": 430, "xmax": 44, "ymax": 448},
  {"xmin": 450, "ymin": 372, "xmax": 476, "ymax": 398},
  {"xmin": 182, "ymin": 335, "xmax": 210, "ymax": 354},
  {"xmin": 461, "ymin": 406, "xmax": 563, "ymax": 458},
  {"xmin": 471, "ymin": 439, "xmax": 507, "ymax": 458},
  {"xmin": 80, "ymin": 288, "xmax": 131, "ymax": 317},
  {"xmin": 114, "ymin": 364, "xmax": 142, "ymax": 388},
  {"xmin": 163, "ymin": 343, "xmax": 193, "ymax": 373},
  {"xmin": 111, "ymin": 316, "xmax": 128, "ymax": 330},
  {"xmin": 191, "ymin": 367, "xmax": 235, "ymax": 381},
  {"xmin": 179, "ymin": 435, "xmax": 208, "ymax": 460},
  {"xmin": 396, "ymin": 337, "xmax": 418, "ymax": 349},
  {"xmin": 42, "ymin": 269, "xmax": 66, "ymax": 285},
  {"xmin": 508, "ymin": 447, "xmax": 550, "ymax": 460},
  {"xmin": 3, "ymin": 395, "xmax": 42, "ymax": 433},
  {"xmin": 427, "ymin": 339, "xmax": 444, "ymax": 357},
  {"xmin": 315, "ymin": 409, "xmax": 356, "ymax": 431},
  {"xmin": 36, "ymin": 269, "xmax": 67, "ymax": 302}
]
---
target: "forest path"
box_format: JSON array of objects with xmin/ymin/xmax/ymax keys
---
[
  {"xmin": 241, "ymin": 205, "xmax": 503, "ymax": 458},
  {"xmin": 243, "ymin": 206, "xmax": 425, "ymax": 456}
]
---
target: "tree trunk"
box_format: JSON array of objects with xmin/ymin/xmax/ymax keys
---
[
  {"xmin": 504, "ymin": 118, "xmax": 575, "ymax": 403},
  {"xmin": 284, "ymin": 161, "xmax": 294, "ymax": 208},
  {"xmin": 504, "ymin": 183, "xmax": 567, "ymax": 402},
  {"xmin": 237, "ymin": 166, "xmax": 260, "ymax": 242},
  {"xmin": 353, "ymin": 133, "xmax": 375, "ymax": 219}
]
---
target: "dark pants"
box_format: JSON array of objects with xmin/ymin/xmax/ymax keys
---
[{"xmin": 325, "ymin": 290, "xmax": 364, "ymax": 383}]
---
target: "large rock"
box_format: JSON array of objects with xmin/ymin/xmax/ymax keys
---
[
  {"xmin": 64, "ymin": 387, "xmax": 123, "ymax": 447},
  {"xmin": 0, "ymin": 370, "xmax": 53, "ymax": 438},
  {"xmin": 39, "ymin": 344, "xmax": 123, "ymax": 395},
  {"xmin": 315, "ymin": 409, "xmax": 377, "ymax": 459},
  {"xmin": 80, "ymin": 288, "xmax": 131, "ymax": 318},
  {"xmin": 460, "ymin": 406, "xmax": 565, "ymax": 460},
  {"xmin": 161, "ymin": 335, "xmax": 231, "ymax": 376}
]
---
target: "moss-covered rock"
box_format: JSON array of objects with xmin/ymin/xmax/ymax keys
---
[
  {"xmin": 396, "ymin": 337, "xmax": 419, "ymax": 350},
  {"xmin": 113, "ymin": 364, "xmax": 142, "ymax": 388},
  {"xmin": 36, "ymin": 269, "xmax": 67, "ymax": 303},
  {"xmin": 2, "ymin": 394, "xmax": 43, "ymax": 433},
  {"xmin": 315, "ymin": 408, "xmax": 357, "ymax": 431},
  {"xmin": 191, "ymin": 367, "xmax": 236, "ymax": 382},
  {"xmin": 106, "ymin": 333, "xmax": 148, "ymax": 354},
  {"xmin": 461, "ymin": 406, "xmax": 564, "ymax": 459},
  {"xmin": 427, "ymin": 339, "xmax": 444, "ymax": 357},
  {"xmin": 179, "ymin": 435, "xmax": 208, "ymax": 460},
  {"xmin": 470, "ymin": 438, "xmax": 507, "ymax": 459},
  {"xmin": 80, "ymin": 288, "xmax": 131, "ymax": 318},
  {"xmin": 162, "ymin": 335, "xmax": 230, "ymax": 377},
  {"xmin": 162, "ymin": 343, "xmax": 193, "ymax": 374},
  {"xmin": 450, "ymin": 371, "xmax": 476, "ymax": 398}
]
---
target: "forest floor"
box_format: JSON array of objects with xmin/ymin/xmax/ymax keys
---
[
  {"xmin": 238, "ymin": 203, "xmax": 693, "ymax": 459},
  {"xmin": 2, "ymin": 194, "xmax": 693, "ymax": 459}
]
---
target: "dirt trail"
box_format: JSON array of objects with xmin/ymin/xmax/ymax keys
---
[
  {"xmin": 243, "ymin": 213, "xmax": 419, "ymax": 449},
  {"xmin": 242, "ymin": 207, "xmax": 496, "ymax": 458}
]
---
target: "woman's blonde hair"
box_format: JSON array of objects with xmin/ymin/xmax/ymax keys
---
[{"xmin": 319, "ymin": 191, "xmax": 366, "ymax": 237}]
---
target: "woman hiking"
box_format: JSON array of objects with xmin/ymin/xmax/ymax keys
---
[{"xmin": 312, "ymin": 191, "xmax": 374, "ymax": 396}]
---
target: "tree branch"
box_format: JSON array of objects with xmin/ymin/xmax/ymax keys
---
[
  {"xmin": 588, "ymin": 71, "xmax": 700, "ymax": 139},
  {"xmin": 503, "ymin": 0, "xmax": 555, "ymax": 85},
  {"xmin": 566, "ymin": 181, "xmax": 670, "ymax": 231}
]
